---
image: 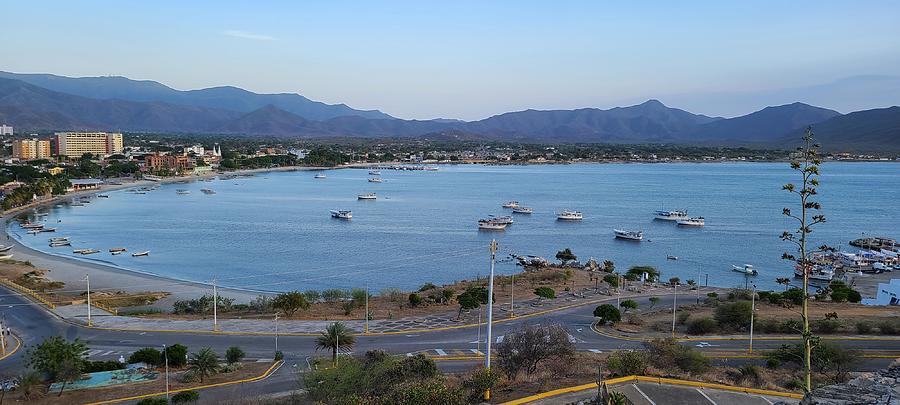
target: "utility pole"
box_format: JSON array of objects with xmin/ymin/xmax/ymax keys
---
[
  {"xmin": 335, "ymin": 328, "xmax": 339, "ymax": 366},
  {"xmin": 484, "ymin": 239, "xmax": 498, "ymax": 401},
  {"xmin": 274, "ymin": 312, "xmax": 280, "ymax": 355},
  {"xmin": 671, "ymin": 283, "xmax": 677, "ymax": 338},
  {"xmin": 509, "ymin": 273, "xmax": 515, "ymax": 318},
  {"xmin": 163, "ymin": 344, "xmax": 170, "ymax": 403},
  {"xmin": 364, "ymin": 284, "xmax": 369, "ymax": 334},
  {"xmin": 696, "ymin": 266, "xmax": 702, "ymax": 304},
  {"xmin": 749, "ymin": 285, "xmax": 756, "ymax": 353},
  {"xmin": 0, "ymin": 319, "xmax": 5, "ymax": 355},
  {"xmin": 83, "ymin": 274, "xmax": 92, "ymax": 327},
  {"xmin": 212, "ymin": 279, "xmax": 218, "ymax": 331}
]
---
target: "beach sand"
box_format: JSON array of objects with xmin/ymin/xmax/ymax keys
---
[{"xmin": 0, "ymin": 166, "xmax": 328, "ymax": 308}]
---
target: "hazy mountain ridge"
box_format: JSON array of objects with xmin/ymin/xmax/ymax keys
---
[{"xmin": 0, "ymin": 73, "xmax": 898, "ymax": 151}]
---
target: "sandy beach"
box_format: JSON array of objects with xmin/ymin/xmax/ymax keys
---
[{"xmin": 0, "ymin": 165, "xmax": 330, "ymax": 308}]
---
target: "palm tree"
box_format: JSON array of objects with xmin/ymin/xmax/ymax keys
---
[
  {"xmin": 316, "ymin": 322, "xmax": 356, "ymax": 366},
  {"xmin": 776, "ymin": 277, "xmax": 791, "ymax": 291},
  {"xmin": 187, "ymin": 348, "xmax": 220, "ymax": 382}
]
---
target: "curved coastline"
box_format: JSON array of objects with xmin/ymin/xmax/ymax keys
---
[{"xmin": 0, "ymin": 165, "xmax": 331, "ymax": 306}]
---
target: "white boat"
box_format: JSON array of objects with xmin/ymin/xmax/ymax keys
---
[
  {"xmin": 73, "ymin": 249, "xmax": 89, "ymax": 254},
  {"xmin": 49, "ymin": 241, "xmax": 71, "ymax": 247},
  {"xmin": 49, "ymin": 237, "xmax": 69, "ymax": 242},
  {"xmin": 676, "ymin": 217, "xmax": 705, "ymax": 227},
  {"xmin": 512, "ymin": 206, "xmax": 533, "ymax": 214},
  {"xmin": 488, "ymin": 215, "xmax": 514, "ymax": 225},
  {"xmin": 655, "ymin": 210, "xmax": 689, "ymax": 221},
  {"xmin": 111, "ymin": 251, "xmax": 124, "ymax": 255},
  {"xmin": 21, "ymin": 223, "xmax": 44, "ymax": 230},
  {"xmin": 201, "ymin": 189, "xmax": 216, "ymax": 195},
  {"xmin": 796, "ymin": 265, "xmax": 835, "ymax": 282},
  {"xmin": 478, "ymin": 219, "xmax": 508, "ymax": 231},
  {"xmin": 27, "ymin": 229, "xmax": 41, "ymax": 235},
  {"xmin": 109, "ymin": 247, "xmax": 127, "ymax": 253},
  {"xmin": 614, "ymin": 229, "xmax": 643, "ymax": 241},
  {"xmin": 176, "ymin": 189, "xmax": 191, "ymax": 195},
  {"xmin": 97, "ymin": 194, "xmax": 109, "ymax": 198},
  {"xmin": 667, "ymin": 255, "xmax": 678, "ymax": 260},
  {"xmin": 357, "ymin": 193, "xmax": 377, "ymax": 200},
  {"xmin": 502, "ymin": 201, "xmax": 520, "ymax": 209},
  {"xmin": 132, "ymin": 251, "xmax": 150, "ymax": 257},
  {"xmin": 330, "ymin": 210, "xmax": 353, "ymax": 220},
  {"xmin": 732, "ymin": 264, "xmax": 758, "ymax": 276},
  {"xmin": 557, "ymin": 210, "xmax": 583, "ymax": 221},
  {"xmin": 368, "ymin": 177, "xmax": 383, "ymax": 183},
  {"xmin": 0, "ymin": 254, "xmax": 12, "ymax": 260},
  {"xmin": 368, "ymin": 170, "xmax": 381, "ymax": 175},
  {"xmin": 314, "ymin": 173, "xmax": 327, "ymax": 179},
  {"xmin": 80, "ymin": 249, "xmax": 100, "ymax": 255},
  {"xmin": 0, "ymin": 245, "xmax": 12, "ymax": 252}
]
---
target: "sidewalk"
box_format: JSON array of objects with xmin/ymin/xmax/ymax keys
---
[{"xmin": 52, "ymin": 285, "xmax": 663, "ymax": 334}]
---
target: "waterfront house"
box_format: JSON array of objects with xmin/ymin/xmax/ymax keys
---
[{"xmin": 67, "ymin": 178, "xmax": 103, "ymax": 192}]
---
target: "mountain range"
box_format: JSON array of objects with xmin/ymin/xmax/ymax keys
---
[{"xmin": 0, "ymin": 71, "xmax": 898, "ymax": 152}]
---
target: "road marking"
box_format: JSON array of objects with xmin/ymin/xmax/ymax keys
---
[
  {"xmin": 633, "ymin": 384, "xmax": 657, "ymax": 405},
  {"xmin": 435, "ymin": 349, "xmax": 447, "ymax": 356},
  {"xmin": 470, "ymin": 349, "xmax": 483, "ymax": 355},
  {"xmin": 759, "ymin": 396, "xmax": 774, "ymax": 404},
  {"xmin": 87, "ymin": 349, "xmax": 102, "ymax": 356},
  {"xmin": 101, "ymin": 350, "xmax": 116, "ymax": 356},
  {"xmin": 696, "ymin": 388, "xmax": 718, "ymax": 404}
]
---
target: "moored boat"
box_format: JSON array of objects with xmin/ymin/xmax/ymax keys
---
[
  {"xmin": 368, "ymin": 177, "xmax": 383, "ymax": 183},
  {"xmin": 0, "ymin": 245, "xmax": 13, "ymax": 252},
  {"xmin": 80, "ymin": 249, "xmax": 100, "ymax": 255},
  {"xmin": 667, "ymin": 255, "xmax": 678, "ymax": 260},
  {"xmin": 176, "ymin": 189, "xmax": 191, "ymax": 195},
  {"xmin": 557, "ymin": 210, "xmax": 583, "ymax": 221},
  {"xmin": 201, "ymin": 189, "xmax": 216, "ymax": 195},
  {"xmin": 676, "ymin": 217, "xmax": 705, "ymax": 227},
  {"xmin": 357, "ymin": 193, "xmax": 377, "ymax": 200},
  {"xmin": 49, "ymin": 237, "xmax": 69, "ymax": 242},
  {"xmin": 512, "ymin": 206, "xmax": 533, "ymax": 214},
  {"xmin": 132, "ymin": 251, "xmax": 150, "ymax": 257},
  {"xmin": 314, "ymin": 173, "xmax": 327, "ymax": 179},
  {"xmin": 488, "ymin": 215, "xmax": 514, "ymax": 225},
  {"xmin": 614, "ymin": 229, "xmax": 643, "ymax": 241},
  {"xmin": 21, "ymin": 223, "xmax": 44, "ymax": 230},
  {"xmin": 0, "ymin": 254, "xmax": 13, "ymax": 260},
  {"xmin": 502, "ymin": 201, "xmax": 520, "ymax": 209},
  {"xmin": 109, "ymin": 247, "xmax": 127, "ymax": 253},
  {"xmin": 732, "ymin": 264, "xmax": 758, "ymax": 276},
  {"xmin": 368, "ymin": 170, "xmax": 381, "ymax": 175},
  {"xmin": 330, "ymin": 210, "xmax": 353, "ymax": 220},
  {"xmin": 655, "ymin": 209, "xmax": 689, "ymax": 221},
  {"xmin": 97, "ymin": 194, "xmax": 109, "ymax": 198},
  {"xmin": 478, "ymin": 219, "xmax": 508, "ymax": 231},
  {"xmin": 49, "ymin": 241, "xmax": 71, "ymax": 247},
  {"xmin": 38, "ymin": 227, "xmax": 57, "ymax": 233}
]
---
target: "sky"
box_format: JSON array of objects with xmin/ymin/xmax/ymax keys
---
[{"xmin": 3, "ymin": 1, "xmax": 900, "ymax": 120}]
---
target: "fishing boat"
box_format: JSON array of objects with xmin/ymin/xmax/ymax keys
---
[
  {"xmin": 488, "ymin": 215, "xmax": 514, "ymax": 225},
  {"xmin": 49, "ymin": 241, "xmax": 71, "ymax": 247},
  {"xmin": 732, "ymin": 264, "xmax": 758, "ymax": 276},
  {"xmin": 557, "ymin": 210, "xmax": 583, "ymax": 221},
  {"xmin": 38, "ymin": 227, "xmax": 57, "ymax": 233},
  {"xmin": 21, "ymin": 223, "xmax": 44, "ymax": 230},
  {"xmin": 111, "ymin": 251, "xmax": 124, "ymax": 255},
  {"xmin": 27, "ymin": 229, "xmax": 42, "ymax": 235},
  {"xmin": 109, "ymin": 247, "xmax": 127, "ymax": 253},
  {"xmin": 0, "ymin": 254, "xmax": 13, "ymax": 260},
  {"xmin": 314, "ymin": 173, "xmax": 327, "ymax": 179},
  {"xmin": 70, "ymin": 201, "xmax": 86, "ymax": 205},
  {"xmin": 49, "ymin": 237, "xmax": 69, "ymax": 242},
  {"xmin": 614, "ymin": 229, "xmax": 643, "ymax": 241},
  {"xmin": 357, "ymin": 193, "xmax": 377, "ymax": 200},
  {"xmin": 0, "ymin": 245, "xmax": 12, "ymax": 253},
  {"xmin": 73, "ymin": 249, "xmax": 89, "ymax": 254},
  {"xmin": 80, "ymin": 249, "xmax": 100, "ymax": 255},
  {"xmin": 676, "ymin": 217, "xmax": 705, "ymax": 227},
  {"xmin": 368, "ymin": 170, "xmax": 381, "ymax": 175},
  {"xmin": 795, "ymin": 265, "xmax": 835, "ymax": 282},
  {"xmin": 655, "ymin": 209, "xmax": 689, "ymax": 221},
  {"xmin": 478, "ymin": 219, "xmax": 508, "ymax": 231},
  {"xmin": 132, "ymin": 251, "xmax": 150, "ymax": 257},
  {"xmin": 512, "ymin": 206, "xmax": 533, "ymax": 214},
  {"xmin": 330, "ymin": 210, "xmax": 353, "ymax": 220},
  {"xmin": 201, "ymin": 189, "xmax": 216, "ymax": 195},
  {"xmin": 368, "ymin": 177, "xmax": 383, "ymax": 183},
  {"xmin": 176, "ymin": 189, "xmax": 191, "ymax": 195},
  {"xmin": 502, "ymin": 201, "xmax": 520, "ymax": 209},
  {"xmin": 97, "ymin": 194, "xmax": 109, "ymax": 198},
  {"xmin": 667, "ymin": 255, "xmax": 678, "ymax": 260}
]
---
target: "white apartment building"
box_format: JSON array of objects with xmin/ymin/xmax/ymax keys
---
[{"xmin": 54, "ymin": 132, "xmax": 124, "ymax": 157}]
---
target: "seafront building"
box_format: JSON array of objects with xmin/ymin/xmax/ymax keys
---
[
  {"xmin": 12, "ymin": 138, "xmax": 52, "ymax": 160},
  {"xmin": 53, "ymin": 132, "xmax": 124, "ymax": 157},
  {"xmin": 0, "ymin": 124, "xmax": 12, "ymax": 135}
]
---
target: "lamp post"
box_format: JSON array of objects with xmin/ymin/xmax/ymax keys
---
[
  {"xmin": 671, "ymin": 282, "xmax": 678, "ymax": 338},
  {"xmin": 364, "ymin": 284, "xmax": 369, "ymax": 334},
  {"xmin": 509, "ymin": 273, "xmax": 515, "ymax": 318},
  {"xmin": 274, "ymin": 312, "xmax": 280, "ymax": 355},
  {"xmin": 163, "ymin": 344, "xmax": 170, "ymax": 403},
  {"xmin": 212, "ymin": 279, "xmax": 218, "ymax": 331},
  {"xmin": 749, "ymin": 285, "xmax": 756, "ymax": 354},
  {"xmin": 83, "ymin": 274, "xmax": 92, "ymax": 327},
  {"xmin": 484, "ymin": 239, "xmax": 498, "ymax": 401}
]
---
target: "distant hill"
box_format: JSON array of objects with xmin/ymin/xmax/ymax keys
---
[
  {"xmin": 0, "ymin": 72, "xmax": 897, "ymax": 151},
  {"xmin": 682, "ymin": 102, "xmax": 841, "ymax": 145},
  {"xmin": 778, "ymin": 106, "xmax": 900, "ymax": 152},
  {"xmin": 0, "ymin": 71, "xmax": 393, "ymax": 121}
]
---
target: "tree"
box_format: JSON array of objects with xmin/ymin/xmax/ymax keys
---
[
  {"xmin": 714, "ymin": 301, "xmax": 753, "ymax": 330},
  {"xmin": 55, "ymin": 358, "xmax": 83, "ymax": 396},
  {"xmin": 668, "ymin": 277, "xmax": 680, "ymax": 286},
  {"xmin": 603, "ymin": 274, "xmax": 619, "ymax": 288},
  {"xmin": 441, "ymin": 288, "xmax": 455, "ymax": 304},
  {"xmin": 272, "ymin": 291, "xmax": 310, "ymax": 317},
  {"xmin": 171, "ymin": 390, "xmax": 200, "ymax": 403},
  {"xmin": 534, "ymin": 287, "xmax": 556, "ymax": 299},
  {"xmin": 25, "ymin": 336, "xmax": 87, "ymax": 381},
  {"xmin": 495, "ymin": 324, "xmax": 575, "ymax": 380},
  {"xmin": 606, "ymin": 350, "xmax": 647, "ymax": 376},
  {"xmin": 225, "ymin": 347, "xmax": 245, "ymax": 364},
  {"xmin": 649, "ymin": 297, "xmax": 660, "ymax": 309},
  {"xmin": 187, "ymin": 348, "xmax": 220, "ymax": 383},
  {"xmin": 602, "ymin": 260, "xmax": 615, "ymax": 273},
  {"xmin": 620, "ymin": 299, "xmax": 638, "ymax": 312},
  {"xmin": 455, "ymin": 286, "xmax": 490, "ymax": 320},
  {"xmin": 555, "ymin": 248, "xmax": 577, "ymax": 265},
  {"xmin": 128, "ymin": 347, "xmax": 162, "ymax": 366},
  {"xmin": 627, "ymin": 266, "xmax": 658, "ymax": 282},
  {"xmin": 781, "ymin": 127, "xmax": 829, "ymax": 393},
  {"xmin": 776, "ymin": 278, "xmax": 791, "ymax": 291},
  {"xmin": 164, "ymin": 344, "xmax": 188, "ymax": 368},
  {"xmin": 408, "ymin": 293, "xmax": 423, "ymax": 307},
  {"xmin": 316, "ymin": 322, "xmax": 356, "ymax": 366},
  {"xmin": 593, "ymin": 304, "xmax": 621, "ymax": 325}
]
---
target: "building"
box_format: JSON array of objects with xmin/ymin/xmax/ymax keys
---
[
  {"xmin": 67, "ymin": 179, "xmax": 103, "ymax": 192},
  {"xmin": 0, "ymin": 125, "xmax": 12, "ymax": 135},
  {"xmin": 145, "ymin": 153, "xmax": 191, "ymax": 173},
  {"xmin": 12, "ymin": 138, "xmax": 52, "ymax": 160},
  {"xmin": 54, "ymin": 132, "xmax": 124, "ymax": 157}
]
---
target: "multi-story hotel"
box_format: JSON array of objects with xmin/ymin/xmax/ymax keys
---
[
  {"xmin": 54, "ymin": 132, "xmax": 124, "ymax": 157},
  {"xmin": 12, "ymin": 138, "xmax": 52, "ymax": 160}
]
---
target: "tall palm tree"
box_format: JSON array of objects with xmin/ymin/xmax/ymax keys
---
[
  {"xmin": 187, "ymin": 347, "xmax": 220, "ymax": 382},
  {"xmin": 316, "ymin": 322, "xmax": 356, "ymax": 366}
]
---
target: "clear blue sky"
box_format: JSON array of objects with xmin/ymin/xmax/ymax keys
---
[{"xmin": 3, "ymin": 1, "xmax": 899, "ymax": 120}]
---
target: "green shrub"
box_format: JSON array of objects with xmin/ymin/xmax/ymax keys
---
[
  {"xmin": 677, "ymin": 312, "xmax": 691, "ymax": 325},
  {"xmin": 460, "ymin": 368, "xmax": 499, "ymax": 404},
  {"xmin": 767, "ymin": 293, "xmax": 783, "ymax": 305},
  {"xmin": 781, "ymin": 288, "xmax": 805, "ymax": 305},
  {"xmin": 225, "ymin": 346, "xmax": 245, "ymax": 364},
  {"xmin": 603, "ymin": 274, "xmax": 619, "ymax": 288},
  {"xmin": 856, "ymin": 321, "xmax": 873, "ymax": 334},
  {"xmin": 878, "ymin": 321, "xmax": 898, "ymax": 335},
  {"xmin": 533, "ymin": 287, "xmax": 556, "ymax": 299},
  {"xmin": 714, "ymin": 301, "xmax": 752, "ymax": 330},
  {"xmin": 593, "ymin": 304, "xmax": 621, "ymax": 325},
  {"xmin": 606, "ymin": 350, "xmax": 647, "ymax": 376},
  {"xmin": 136, "ymin": 398, "xmax": 168, "ymax": 405},
  {"xmin": 686, "ymin": 318, "xmax": 718, "ymax": 335},
  {"xmin": 737, "ymin": 365, "xmax": 763, "ymax": 386},
  {"xmin": 128, "ymin": 347, "xmax": 161, "ymax": 366},
  {"xmin": 84, "ymin": 360, "xmax": 126, "ymax": 373},
  {"xmin": 274, "ymin": 351, "xmax": 284, "ymax": 361},
  {"xmin": 728, "ymin": 289, "xmax": 752, "ymax": 301},
  {"xmin": 643, "ymin": 338, "xmax": 709, "ymax": 374},
  {"xmin": 846, "ymin": 290, "xmax": 862, "ymax": 303},
  {"xmin": 419, "ymin": 282, "xmax": 437, "ymax": 292},
  {"xmin": 756, "ymin": 318, "xmax": 780, "ymax": 334},
  {"xmin": 408, "ymin": 293, "xmax": 423, "ymax": 307},
  {"xmin": 765, "ymin": 358, "xmax": 780, "ymax": 369},
  {"xmin": 165, "ymin": 344, "xmax": 188, "ymax": 368},
  {"xmin": 171, "ymin": 390, "xmax": 200, "ymax": 403},
  {"xmin": 813, "ymin": 319, "xmax": 841, "ymax": 334}
]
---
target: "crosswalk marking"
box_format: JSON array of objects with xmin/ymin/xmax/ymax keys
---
[
  {"xmin": 434, "ymin": 349, "xmax": 447, "ymax": 356},
  {"xmin": 470, "ymin": 349, "xmax": 483, "ymax": 355}
]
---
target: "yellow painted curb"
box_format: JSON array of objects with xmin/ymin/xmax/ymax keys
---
[
  {"xmin": 85, "ymin": 360, "xmax": 283, "ymax": 405},
  {"xmin": 0, "ymin": 334, "xmax": 22, "ymax": 361},
  {"xmin": 500, "ymin": 375, "xmax": 803, "ymax": 404}
]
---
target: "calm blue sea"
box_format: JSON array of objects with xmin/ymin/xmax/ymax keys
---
[{"xmin": 9, "ymin": 163, "xmax": 899, "ymax": 293}]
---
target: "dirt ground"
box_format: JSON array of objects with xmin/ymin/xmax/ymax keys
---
[{"xmin": 16, "ymin": 361, "xmax": 274, "ymax": 405}]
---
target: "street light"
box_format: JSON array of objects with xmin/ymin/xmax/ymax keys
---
[
  {"xmin": 163, "ymin": 344, "xmax": 170, "ymax": 403},
  {"xmin": 212, "ymin": 278, "xmax": 218, "ymax": 331},
  {"xmin": 749, "ymin": 284, "xmax": 756, "ymax": 353},
  {"xmin": 671, "ymin": 282, "xmax": 678, "ymax": 338},
  {"xmin": 274, "ymin": 312, "xmax": 280, "ymax": 355},
  {"xmin": 83, "ymin": 274, "xmax": 92, "ymax": 327},
  {"xmin": 509, "ymin": 273, "xmax": 515, "ymax": 318},
  {"xmin": 484, "ymin": 239, "xmax": 498, "ymax": 401}
]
